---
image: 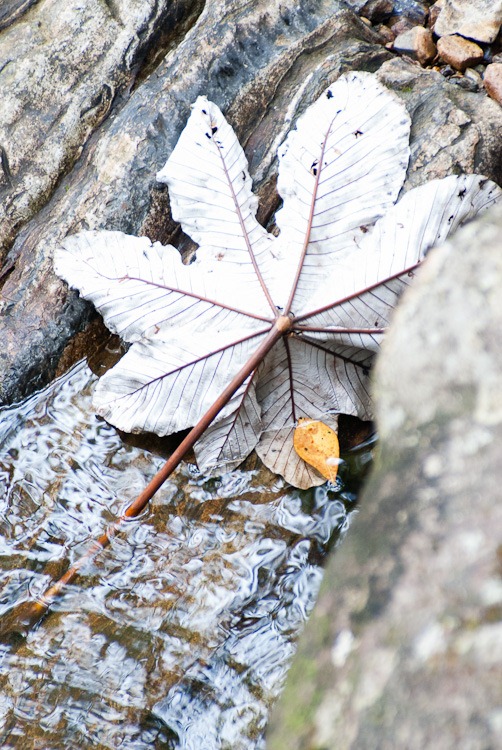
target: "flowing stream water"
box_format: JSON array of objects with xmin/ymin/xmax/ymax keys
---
[{"xmin": 0, "ymin": 359, "xmax": 374, "ymax": 749}]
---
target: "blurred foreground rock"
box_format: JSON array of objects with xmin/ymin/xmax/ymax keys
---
[{"xmin": 267, "ymin": 203, "xmax": 502, "ymax": 749}]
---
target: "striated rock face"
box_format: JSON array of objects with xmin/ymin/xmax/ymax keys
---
[
  {"xmin": 0, "ymin": 0, "xmax": 389, "ymax": 404},
  {"xmin": 0, "ymin": 0, "xmax": 204, "ymax": 261},
  {"xmin": 267, "ymin": 200, "xmax": 502, "ymax": 750},
  {"xmin": 1, "ymin": 2, "xmax": 502, "ymax": 408}
]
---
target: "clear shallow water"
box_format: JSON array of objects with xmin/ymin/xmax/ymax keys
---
[{"xmin": 0, "ymin": 361, "xmax": 374, "ymax": 749}]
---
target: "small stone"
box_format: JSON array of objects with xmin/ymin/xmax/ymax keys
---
[
  {"xmin": 360, "ymin": 16, "xmax": 373, "ymax": 27},
  {"xmin": 483, "ymin": 46, "xmax": 493, "ymax": 64},
  {"xmin": 375, "ymin": 23, "xmax": 395, "ymax": 44},
  {"xmin": 440, "ymin": 64, "xmax": 455, "ymax": 77},
  {"xmin": 449, "ymin": 73, "xmax": 479, "ymax": 92},
  {"xmin": 393, "ymin": 26, "xmax": 437, "ymax": 66},
  {"xmin": 464, "ymin": 67, "xmax": 482, "ymax": 84},
  {"xmin": 392, "ymin": 0, "xmax": 429, "ymax": 26},
  {"xmin": 434, "ymin": 0, "xmax": 502, "ymax": 44},
  {"xmin": 428, "ymin": 1, "xmax": 443, "ymax": 31},
  {"xmin": 484, "ymin": 63, "xmax": 502, "ymax": 105},
  {"xmin": 491, "ymin": 52, "xmax": 502, "ymax": 64},
  {"xmin": 390, "ymin": 17, "xmax": 416, "ymax": 36},
  {"xmin": 358, "ymin": 0, "xmax": 394, "ymax": 24},
  {"xmin": 437, "ymin": 34, "xmax": 484, "ymax": 71}
]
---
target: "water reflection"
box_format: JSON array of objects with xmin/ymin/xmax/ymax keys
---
[{"xmin": 0, "ymin": 361, "xmax": 374, "ymax": 748}]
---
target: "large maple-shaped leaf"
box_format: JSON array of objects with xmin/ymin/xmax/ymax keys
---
[{"xmin": 54, "ymin": 71, "xmax": 502, "ymax": 489}]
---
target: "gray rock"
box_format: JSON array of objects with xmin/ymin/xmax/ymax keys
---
[
  {"xmin": 357, "ymin": 0, "xmax": 394, "ymax": 23},
  {"xmin": 435, "ymin": 0, "xmax": 502, "ymax": 43},
  {"xmin": 392, "ymin": 0, "xmax": 429, "ymax": 25},
  {"xmin": 348, "ymin": 0, "xmax": 429, "ymax": 25},
  {"xmin": 267, "ymin": 199, "xmax": 502, "ymax": 750},
  {"xmin": 0, "ymin": 0, "xmax": 389, "ymax": 405},
  {"xmin": 0, "ymin": 0, "xmax": 203, "ymax": 262},
  {"xmin": 344, "ymin": 0, "xmax": 394, "ymax": 23},
  {"xmin": 376, "ymin": 58, "xmax": 502, "ymax": 189}
]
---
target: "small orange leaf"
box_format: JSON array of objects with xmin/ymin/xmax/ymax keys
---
[{"xmin": 293, "ymin": 418, "xmax": 340, "ymax": 483}]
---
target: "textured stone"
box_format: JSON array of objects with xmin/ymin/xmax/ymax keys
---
[
  {"xmin": 437, "ymin": 34, "xmax": 484, "ymax": 71},
  {"xmin": 0, "ymin": 0, "xmax": 204, "ymax": 262},
  {"xmin": 428, "ymin": 1, "xmax": 443, "ymax": 30},
  {"xmin": 435, "ymin": 0, "xmax": 502, "ymax": 43},
  {"xmin": 0, "ymin": 0, "xmax": 390, "ymax": 405},
  {"xmin": 376, "ymin": 57, "xmax": 502, "ymax": 190},
  {"xmin": 358, "ymin": 0, "xmax": 394, "ymax": 23},
  {"xmin": 393, "ymin": 26, "xmax": 437, "ymax": 65},
  {"xmin": 267, "ymin": 200, "xmax": 502, "ymax": 750},
  {"xmin": 391, "ymin": 0, "xmax": 429, "ymax": 25},
  {"xmin": 1, "ymin": 8, "xmax": 502, "ymax": 411},
  {"xmin": 344, "ymin": 0, "xmax": 394, "ymax": 23},
  {"xmin": 389, "ymin": 16, "xmax": 416, "ymax": 35},
  {"xmin": 375, "ymin": 23, "xmax": 395, "ymax": 44},
  {"xmin": 484, "ymin": 63, "xmax": 502, "ymax": 106}
]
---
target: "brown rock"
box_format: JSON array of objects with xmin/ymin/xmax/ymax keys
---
[
  {"xmin": 389, "ymin": 17, "xmax": 416, "ymax": 36},
  {"xmin": 393, "ymin": 26, "xmax": 437, "ymax": 66},
  {"xmin": 356, "ymin": 0, "xmax": 394, "ymax": 24},
  {"xmin": 427, "ymin": 1, "xmax": 443, "ymax": 31},
  {"xmin": 484, "ymin": 63, "xmax": 502, "ymax": 105},
  {"xmin": 387, "ymin": 16, "xmax": 416, "ymax": 36},
  {"xmin": 375, "ymin": 23, "xmax": 395, "ymax": 44},
  {"xmin": 437, "ymin": 34, "xmax": 484, "ymax": 71}
]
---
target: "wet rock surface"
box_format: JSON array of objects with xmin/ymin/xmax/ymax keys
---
[
  {"xmin": 2, "ymin": 0, "xmax": 502, "ymax": 407},
  {"xmin": 0, "ymin": 0, "xmax": 204, "ymax": 261},
  {"xmin": 267, "ymin": 200, "xmax": 502, "ymax": 750},
  {"xmin": 0, "ymin": 0, "xmax": 390, "ymax": 406}
]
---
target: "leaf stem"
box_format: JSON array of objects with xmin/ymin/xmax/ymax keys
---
[{"xmin": 0, "ymin": 318, "xmax": 290, "ymax": 639}]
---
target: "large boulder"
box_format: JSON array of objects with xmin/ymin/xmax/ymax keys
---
[
  {"xmin": 267, "ymin": 202, "xmax": 502, "ymax": 749},
  {"xmin": 0, "ymin": 0, "xmax": 389, "ymax": 404}
]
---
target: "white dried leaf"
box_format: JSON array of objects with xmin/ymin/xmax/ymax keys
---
[{"xmin": 55, "ymin": 72, "xmax": 502, "ymax": 488}]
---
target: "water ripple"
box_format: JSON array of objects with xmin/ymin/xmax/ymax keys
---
[{"xmin": 0, "ymin": 360, "xmax": 373, "ymax": 748}]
